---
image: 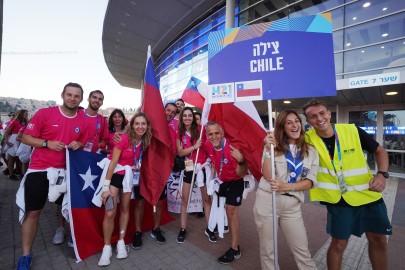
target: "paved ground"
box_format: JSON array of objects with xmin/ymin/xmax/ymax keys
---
[{"xmin": 0, "ymin": 164, "xmax": 403, "ymax": 269}]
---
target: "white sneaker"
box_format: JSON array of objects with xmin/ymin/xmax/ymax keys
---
[
  {"xmin": 116, "ymin": 239, "xmax": 128, "ymax": 259},
  {"xmin": 98, "ymin": 245, "xmax": 112, "ymax": 266},
  {"xmin": 52, "ymin": 227, "xmax": 66, "ymax": 245}
]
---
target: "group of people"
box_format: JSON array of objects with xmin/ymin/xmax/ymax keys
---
[{"xmin": 10, "ymin": 81, "xmax": 393, "ymax": 270}]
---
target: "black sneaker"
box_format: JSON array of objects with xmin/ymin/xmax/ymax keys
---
[
  {"xmin": 9, "ymin": 174, "xmax": 17, "ymax": 180},
  {"xmin": 214, "ymin": 225, "xmax": 229, "ymax": 234},
  {"xmin": 131, "ymin": 231, "xmax": 143, "ymax": 250},
  {"xmin": 205, "ymin": 228, "xmax": 218, "ymax": 243},
  {"xmin": 218, "ymin": 246, "xmax": 241, "ymax": 264},
  {"xmin": 150, "ymin": 228, "xmax": 166, "ymax": 244},
  {"xmin": 3, "ymin": 168, "xmax": 9, "ymax": 175},
  {"xmin": 196, "ymin": 212, "xmax": 205, "ymax": 218},
  {"xmin": 177, "ymin": 228, "xmax": 186, "ymax": 244}
]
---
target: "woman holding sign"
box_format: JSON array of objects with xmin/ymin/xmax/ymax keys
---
[
  {"xmin": 98, "ymin": 112, "xmax": 151, "ymax": 266},
  {"xmin": 254, "ymin": 110, "xmax": 318, "ymax": 270},
  {"xmin": 176, "ymin": 107, "xmax": 216, "ymax": 244}
]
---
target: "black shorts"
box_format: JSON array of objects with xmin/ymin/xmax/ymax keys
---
[
  {"xmin": 217, "ymin": 179, "xmax": 244, "ymax": 206},
  {"xmin": 25, "ymin": 171, "xmax": 49, "ymax": 211},
  {"xmin": 182, "ymin": 169, "xmax": 207, "ymax": 185},
  {"xmin": 133, "ymin": 183, "xmax": 167, "ymax": 201},
  {"xmin": 110, "ymin": 173, "xmax": 124, "ymax": 189}
]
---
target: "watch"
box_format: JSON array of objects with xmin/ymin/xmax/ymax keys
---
[
  {"xmin": 42, "ymin": 140, "xmax": 48, "ymax": 148},
  {"xmin": 377, "ymin": 171, "xmax": 389, "ymax": 178}
]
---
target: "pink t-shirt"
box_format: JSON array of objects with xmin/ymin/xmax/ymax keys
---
[
  {"xmin": 109, "ymin": 133, "xmax": 141, "ymax": 175},
  {"xmin": 25, "ymin": 106, "xmax": 87, "ymax": 169},
  {"xmin": 7, "ymin": 120, "xmax": 23, "ymax": 135},
  {"xmin": 79, "ymin": 110, "xmax": 108, "ymax": 153},
  {"xmin": 204, "ymin": 138, "xmax": 239, "ymax": 182},
  {"xmin": 179, "ymin": 126, "xmax": 207, "ymax": 164},
  {"xmin": 106, "ymin": 130, "xmax": 116, "ymax": 153}
]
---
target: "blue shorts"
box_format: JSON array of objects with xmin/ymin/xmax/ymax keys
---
[{"xmin": 326, "ymin": 198, "xmax": 392, "ymax": 240}]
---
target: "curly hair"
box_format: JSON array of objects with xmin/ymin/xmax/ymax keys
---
[
  {"xmin": 274, "ymin": 110, "xmax": 309, "ymax": 158},
  {"xmin": 178, "ymin": 107, "xmax": 199, "ymax": 143},
  {"xmin": 108, "ymin": 109, "xmax": 126, "ymax": 132},
  {"xmin": 125, "ymin": 112, "xmax": 152, "ymax": 151}
]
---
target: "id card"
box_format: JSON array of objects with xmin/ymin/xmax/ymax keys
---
[
  {"xmin": 337, "ymin": 173, "xmax": 348, "ymax": 194},
  {"xmin": 83, "ymin": 141, "xmax": 93, "ymax": 152},
  {"xmin": 133, "ymin": 172, "xmax": 140, "ymax": 186},
  {"xmin": 185, "ymin": 159, "xmax": 194, "ymax": 172},
  {"xmin": 213, "ymin": 178, "xmax": 223, "ymax": 193}
]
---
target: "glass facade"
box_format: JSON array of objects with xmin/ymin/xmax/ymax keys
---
[{"xmin": 156, "ymin": 0, "xmax": 405, "ymax": 102}]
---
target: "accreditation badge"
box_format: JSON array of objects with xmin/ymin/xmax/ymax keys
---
[
  {"xmin": 337, "ymin": 172, "xmax": 348, "ymax": 194},
  {"xmin": 185, "ymin": 159, "xmax": 194, "ymax": 172},
  {"xmin": 133, "ymin": 171, "xmax": 140, "ymax": 186},
  {"xmin": 213, "ymin": 177, "xmax": 223, "ymax": 193},
  {"xmin": 83, "ymin": 141, "xmax": 93, "ymax": 152}
]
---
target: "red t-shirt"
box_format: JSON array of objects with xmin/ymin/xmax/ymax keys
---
[
  {"xmin": 204, "ymin": 139, "xmax": 239, "ymax": 182},
  {"xmin": 178, "ymin": 126, "xmax": 207, "ymax": 164},
  {"xmin": 7, "ymin": 119, "xmax": 23, "ymax": 135},
  {"xmin": 25, "ymin": 106, "xmax": 87, "ymax": 169},
  {"xmin": 109, "ymin": 133, "xmax": 141, "ymax": 175},
  {"xmin": 79, "ymin": 110, "xmax": 108, "ymax": 153}
]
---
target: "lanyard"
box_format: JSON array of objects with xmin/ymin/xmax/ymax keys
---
[
  {"xmin": 85, "ymin": 110, "xmax": 100, "ymax": 140},
  {"xmin": 133, "ymin": 142, "xmax": 143, "ymax": 171},
  {"xmin": 216, "ymin": 139, "xmax": 225, "ymax": 179},
  {"xmin": 183, "ymin": 132, "xmax": 193, "ymax": 159},
  {"xmin": 321, "ymin": 126, "xmax": 343, "ymax": 174}
]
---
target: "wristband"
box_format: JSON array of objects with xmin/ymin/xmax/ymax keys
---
[
  {"xmin": 291, "ymin": 183, "xmax": 295, "ymax": 192},
  {"xmin": 263, "ymin": 151, "xmax": 271, "ymax": 159},
  {"xmin": 102, "ymin": 180, "xmax": 111, "ymax": 192}
]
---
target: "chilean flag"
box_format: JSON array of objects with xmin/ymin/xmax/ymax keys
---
[
  {"xmin": 181, "ymin": 77, "xmax": 206, "ymax": 109},
  {"xmin": 66, "ymin": 149, "xmax": 174, "ymax": 261},
  {"xmin": 141, "ymin": 46, "xmax": 175, "ymax": 206},
  {"xmin": 197, "ymin": 79, "xmax": 266, "ymax": 181}
]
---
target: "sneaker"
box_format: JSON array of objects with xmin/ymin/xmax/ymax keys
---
[
  {"xmin": 116, "ymin": 239, "xmax": 128, "ymax": 259},
  {"xmin": 205, "ymin": 228, "xmax": 218, "ymax": 243},
  {"xmin": 214, "ymin": 225, "xmax": 229, "ymax": 234},
  {"xmin": 131, "ymin": 231, "xmax": 143, "ymax": 250},
  {"xmin": 196, "ymin": 212, "xmax": 205, "ymax": 218},
  {"xmin": 3, "ymin": 168, "xmax": 9, "ymax": 175},
  {"xmin": 176, "ymin": 228, "xmax": 187, "ymax": 244},
  {"xmin": 68, "ymin": 237, "xmax": 74, "ymax": 248},
  {"xmin": 218, "ymin": 246, "xmax": 241, "ymax": 264},
  {"xmin": 150, "ymin": 228, "xmax": 166, "ymax": 244},
  {"xmin": 52, "ymin": 227, "xmax": 66, "ymax": 245},
  {"xmin": 98, "ymin": 245, "xmax": 112, "ymax": 266},
  {"xmin": 16, "ymin": 254, "xmax": 32, "ymax": 270},
  {"xmin": 9, "ymin": 174, "xmax": 17, "ymax": 180}
]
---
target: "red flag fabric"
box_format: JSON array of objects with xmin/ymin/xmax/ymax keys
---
[
  {"xmin": 207, "ymin": 103, "xmax": 266, "ymax": 180},
  {"xmin": 181, "ymin": 76, "xmax": 206, "ymax": 109},
  {"xmin": 140, "ymin": 46, "xmax": 175, "ymax": 206}
]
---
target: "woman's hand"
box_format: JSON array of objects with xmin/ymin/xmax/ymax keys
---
[
  {"xmin": 264, "ymin": 131, "xmax": 276, "ymax": 150},
  {"xmin": 101, "ymin": 190, "xmax": 112, "ymax": 204},
  {"xmin": 269, "ymin": 178, "xmax": 284, "ymax": 192},
  {"xmin": 194, "ymin": 139, "xmax": 202, "ymax": 149}
]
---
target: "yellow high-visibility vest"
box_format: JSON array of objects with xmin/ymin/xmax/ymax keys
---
[{"xmin": 306, "ymin": 124, "xmax": 381, "ymax": 206}]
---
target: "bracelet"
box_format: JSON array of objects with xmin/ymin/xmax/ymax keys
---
[
  {"xmin": 102, "ymin": 180, "xmax": 111, "ymax": 192},
  {"xmin": 291, "ymin": 183, "xmax": 295, "ymax": 192},
  {"xmin": 263, "ymin": 151, "xmax": 271, "ymax": 159}
]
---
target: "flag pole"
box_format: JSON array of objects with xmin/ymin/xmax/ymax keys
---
[
  {"xmin": 267, "ymin": 99, "xmax": 278, "ymax": 270},
  {"xmin": 186, "ymin": 125, "xmax": 205, "ymax": 212}
]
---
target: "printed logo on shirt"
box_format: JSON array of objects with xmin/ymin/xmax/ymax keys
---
[
  {"xmin": 27, "ymin": 123, "xmax": 34, "ymax": 130},
  {"xmin": 224, "ymin": 158, "xmax": 229, "ymax": 164},
  {"xmin": 97, "ymin": 123, "xmax": 101, "ymax": 129},
  {"xmin": 74, "ymin": 127, "xmax": 80, "ymax": 133},
  {"xmin": 343, "ymin": 148, "xmax": 356, "ymax": 155},
  {"xmin": 301, "ymin": 167, "xmax": 309, "ymax": 178}
]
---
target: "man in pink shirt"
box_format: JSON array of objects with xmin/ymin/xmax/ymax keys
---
[
  {"xmin": 205, "ymin": 121, "xmax": 247, "ymax": 265},
  {"xmin": 16, "ymin": 82, "xmax": 87, "ymax": 270}
]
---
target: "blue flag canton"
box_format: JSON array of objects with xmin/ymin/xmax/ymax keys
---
[
  {"xmin": 236, "ymin": 83, "xmax": 245, "ymax": 90},
  {"xmin": 69, "ymin": 150, "xmax": 106, "ymax": 208}
]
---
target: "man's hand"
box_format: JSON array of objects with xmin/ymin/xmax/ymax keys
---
[
  {"xmin": 230, "ymin": 145, "xmax": 244, "ymax": 164},
  {"xmin": 369, "ymin": 174, "xmax": 386, "ymax": 192},
  {"xmin": 67, "ymin": 141, "xmax": 82, "ymax": 150},
  {"xmin": 48, "ymin": 140, "xmax": 66, "ymax": 151}
]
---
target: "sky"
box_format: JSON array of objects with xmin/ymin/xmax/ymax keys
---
[{"xmin": 0, "ymin": 0, "xmax": 142, "ymax": 110}]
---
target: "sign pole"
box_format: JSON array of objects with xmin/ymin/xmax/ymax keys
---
[{"xmin": 268, "ymin": 99, "xmax": 278, "ymax": 270}]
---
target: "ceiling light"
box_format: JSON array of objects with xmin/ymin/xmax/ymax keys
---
[
  {"xmin": 361, "ymin": 50, "xmax": 365, "ymax": 53},
  {"xmin": 283, "ymin": 100, "xmax": 291, "ymax": 104},
  {"xmin": 382, "ymin": 7, "xmax": 387, "ymax": 11},
  {"xmin": 346, "ymin": 43, "xmax": 351, "ymax": 47},
  {"xmin": 386, "ymin": 92, "xmax": 398, "ymax": 96},
  {"xmin": 381, "ymin": 46, "xmax": 385, "ymax": 49},
  {"xmin": 382, "ymin": 33, "xmax": 388, "ymax": 37},
  {"xmin": 363, "ymin": 2, "xmax": 371, "ymax": 8},
  {"xmin": 353, "ymin": 17, "xmax": 357, "ymax": 20}
]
